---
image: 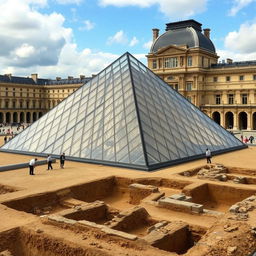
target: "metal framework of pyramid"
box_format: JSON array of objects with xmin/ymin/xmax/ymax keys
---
[{"xmin": 0, "ymin": 53, "xmax": 246, "ymax": 171}]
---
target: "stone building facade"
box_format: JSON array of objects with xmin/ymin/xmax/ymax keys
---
[
  {"xmin": 0, "ymin": 74, "xmax": 91, "ymax": 124},
  {"xmin": 147, "ymin": 19, "xmax": 256, "ymax": 131}
]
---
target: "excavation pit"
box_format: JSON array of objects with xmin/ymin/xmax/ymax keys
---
[{"xmin": 180, "ymin": 164, "xmax": 256, "ymax": 185}]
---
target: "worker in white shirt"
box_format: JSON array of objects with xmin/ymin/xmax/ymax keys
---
[
  {"xmin": 29, "ymin": 158, "xmax": 38, "ymax": 175},
  {"xmin": 47, "ymin": 155, "xmax": 53, "ymax": 170}
]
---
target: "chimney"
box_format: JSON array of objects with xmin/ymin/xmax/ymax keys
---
[
  {"xmin": 152, "ymin": 28, "xmax": 159, "ymax": 42},
  {"xmin": 56, "ymin": 77, "xmax": 61, "ymax": 81},
  {"xmin": 31, "ymin": 73, "xmax": 38, "ymax": 83},
  {"xmin": 5, "ymin": 74, "xmax": 12, "ymax": 79},
  {"xmin": 203, "ymin": 28, "xmax": 210, "ymax": 39},
  {"xmin": 226, "ymin": 58, "xmax": 233, "ymax": 64}
]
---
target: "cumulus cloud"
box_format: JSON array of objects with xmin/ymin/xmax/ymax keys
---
[
  {"xmin": 107, "ymin": 30, "xmax": 128, "ymax": 45},
  {"xmin": 217, "ymin": 49, "xmax": 256, "ymax": 62},
  {"xmin": 79, "ymin": 20, "xmax": 95, "ymax": 31},
  {"xmin": 224, "ymin": 22, "xmax": 256, "ymax": 54},
  {"xmin": 98, "ymin": 0, "xmax": 207, "ymax": 18},
  {"xmin": 143, "ymin": 40, "xmax": 153, "ymax": 50},
  {"xmin": 129, "ymin": 37, "xmax": 139, "ymax": 47},
  {"xmin": 0, "ymin": 0, "xmax": 71, "ymax": 68},
  {"xmin": 228, "ymin": 0, "xmax": 255, "ymax": 16},
  {"xmin": 0, "ymin": 0, "xmax": 122, "ymax": 78}
]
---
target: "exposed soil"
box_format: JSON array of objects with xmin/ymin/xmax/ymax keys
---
[{"xmin": 1, "ymin": 136, "xmax": 256, "ymax": 255}]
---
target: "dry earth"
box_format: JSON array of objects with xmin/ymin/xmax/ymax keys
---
[{"xmin": 0, "ymin": 136, "xmax": 256, "ymax": 256}]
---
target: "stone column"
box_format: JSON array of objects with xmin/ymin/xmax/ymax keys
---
[
  {"xmin": 249, "ymin": 90, "xmax": 255, "ymax": 104},
  {"xmin": 235, "ymin": 90, "xmax": 240, "ymax": 104},
  {"xmin": 220, "ymin": 111, "xmax": 225, "ymax": 127},
  {"xmin": 247, "ymin": 111, "xmax": 252, "ymax": 130},
  {"xmin": 222, "ymin": 91, "xmax": 227, "ymax": 105},
  {"xmin": 233, "ymin": 110, "xmax": 238, "ymax": 130}
]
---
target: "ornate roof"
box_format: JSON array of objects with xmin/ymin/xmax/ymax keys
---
[{"xmin": 151, "ymin": 20, "xmax": 216, "ymax": 54}]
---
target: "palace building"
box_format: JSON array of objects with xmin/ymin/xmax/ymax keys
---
[
  {"xmin": 0, "ymin": 74, "xmax": 91, "ymax": 124},
  {"xmin": 147, "ymin": 19, "xmax": 256, "ymax": 131}
]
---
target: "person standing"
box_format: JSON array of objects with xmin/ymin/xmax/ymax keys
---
[
  {"xmin": 47, "ymin": 155, "xmax": 53, "ymax": 170},
  {"xmin": 60, "ymin": 153, "xmax": 65, "ymax": 169},
  {"xmin": 4, "ymin": 136, "xmax": 7, "ymax": 144},
  {"xmin": 29, "ymin": 158, "xmax": 37, "ymax": 175},
  {"xmin": 205, "ymin": 148, "xmax": 212, "ymax": 164}
]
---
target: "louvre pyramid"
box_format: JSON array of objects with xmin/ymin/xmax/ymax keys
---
[{"xmin": 0, "ymin": 53, "xmax": 246, "ymax": 170}]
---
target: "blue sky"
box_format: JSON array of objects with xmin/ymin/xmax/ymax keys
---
[{"xmin": 1, "ymin": 0, "xmax": 256, "ymax": 78}]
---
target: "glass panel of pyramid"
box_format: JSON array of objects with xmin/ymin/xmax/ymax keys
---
[{"xmin": 0, "ymin": 53, "xmax": 246, "ymax": 171}]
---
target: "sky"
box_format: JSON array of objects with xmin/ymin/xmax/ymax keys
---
[{"xmin": 1, "ymin": 0, "xmax": 256, "ymax": 79}]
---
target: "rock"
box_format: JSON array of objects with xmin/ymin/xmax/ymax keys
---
[
  {"xmin": 36, "ymin": 228, "xmax": 43, "ymax": 233},
  {"xmin": 229, "ymin": 204, "xmax": 239, "ymax": 213},
  {"xmin": 224, "ymin": 225, "xmax": 238, "ymax": 232},
  {"xmin": 227, "ymin": 246, "xmax": 237, "ymax": 254}
]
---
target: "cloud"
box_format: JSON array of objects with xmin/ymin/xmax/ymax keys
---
[
  {"xmin": 143, "ymin": 40, "xmax": 152, "ymax": 50},
  {"xmin": 79, "ymin": 20, "xmax": 95, "ymax": 31},
  {"xmin": 98, "ymin": 0, "xmax": 207, "ymax": 18},
  {"xmin": 228, "ymin": 0, "xmax": 255, "ymax": 16},
  {"xmin": 224, "ymin": 22, "xmax": 256, "ymax": 54},
  {"xmin": 0, "ymin": 0, "xmax": 71, "ymax": 68},
  {"xmin": 129, "ymin": 36, "xmax": 139, "ymax": 47},
  {"xmin": 15, "ymin": 44, "xmax": 36, "ymax": 58},
  {"xmin": 107, "ymin": 30, "xmax": 128, "ymax": 45},
  {"xmin": 217, "ymin": 49, "xmax": 256, "ymax": 62}
]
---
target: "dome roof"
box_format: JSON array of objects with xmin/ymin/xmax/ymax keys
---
[{"xmin": 151, "ymin": 20, "xmax": 216, "ymax": 54}]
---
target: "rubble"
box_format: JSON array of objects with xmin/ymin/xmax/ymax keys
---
[{"xmin": 197, "ymin": 164, "xmax": 228, "ymax": 181}]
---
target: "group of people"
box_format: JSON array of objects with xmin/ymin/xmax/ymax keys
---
[
  {"xmin": 240, "ymin": 135, "xmax": 254, "ymax": 144},
  {"xmin": 28, "ymin": 153, "xmax": 66, "ymax": 175}
]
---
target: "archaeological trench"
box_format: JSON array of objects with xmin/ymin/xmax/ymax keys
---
[{"xmin": 1, "ymin": 164, "xmax": 256, "ymax": 255}]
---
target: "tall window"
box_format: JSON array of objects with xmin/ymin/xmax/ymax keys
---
[
  {"xmin": 213, "ymin": 77, "xmax": 218, "ymax": 82},
  {"xmin": 164, "ymin": 57, "xmax": 178, "ymax": 68},
  {"xmin": 152, "ymin": 59, "xmax": 157, "ymax": 69},
  {"xmin": 174, "ymin": 84, "xmax": 179, "ymax": 91},
  {"xmin": 187, "ymin": 56, "xmax": 192, "ymax": 66},
  {"xmin": 239, "ymin": 75, "xmax": 244, "ymax": 81},
  {"xmin": 253, "ymin": 74, "xmax": 256, "ymax": 80},
  {"xmin": 228, "ymin": 94, "xmax": 234, "ymax": 104},
  {"xmin": 186, "ymin": 82, "xmax": 192, "ymax": 91},
  {"xmin": 27, "ymin": 101, "xmax": 29, "ymax": 109},
  {"xmin": 20, "ymin": 100, "xmax": 23, "ymax": 108},
  {"xmin": 201, "ymin": 56, "xmax": 204, "ymax": 67},
  {"xmin": 187, "ymin": 96, "xmax": 192, "ymax": 102},
  {"xmin": 242, "ymin": 94, "xmax": 248, "ymax": 104},
  {"xmin": 226, "ymin": 76, "xmax": 230, "ymax": 82},
  {"xmin": 5, "ymin": 101, "xmax": 9, "ymax": 108},
  {"xmin": 13, "ymin": 101, "xmax": 16, "ymax": 108},
  {"xmin": 215, "ymin": 94, "xmax": 221, "ymax": 104}
]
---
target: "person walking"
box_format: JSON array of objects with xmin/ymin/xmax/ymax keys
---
[
  {"xmin": 4, "ymin": 136, "xmax": 7, "ymax": 144},
  {"xmin": 47, "ymin": 155, "xmax": 53, "ymax": 170},
  {"xmin": 60, "ymin": 153, "xmax": 65, "ymax": 169},
  {"xmin": 205, "ymin": 148, "xmax": 212, "ymax": 164},
  {"xmin": 29, "ymin": 158, "xmax": 37, "ymax": 175}
]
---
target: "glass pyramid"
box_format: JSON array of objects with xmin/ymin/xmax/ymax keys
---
[{"xmin": 0, "ymin": 53, "xmax": 246, "ymax": 171}]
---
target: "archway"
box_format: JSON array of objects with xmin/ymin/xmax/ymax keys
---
[
  {"xmin": 239, "ymin": 112, "xmax": 247, "ymax": 130},
  {"xmin": 225, "ymin": 112, "xmax": 234, "ymax": 129},
  {"xmin": 13, "ymin": 112, "xmax": 18, "ymax": 123},
  {"xmin": 39, "ymin": 112, "xmax": 43, "ymax": 118},
  {"xmin": 253, "ymin": 112, "xmax": 256, "ymax": 130},
  {"xmin": 20, "ymin": 112, "xmax": 25, "ymax": 123},
  {"xmin": 6, "ymin": 112, "xmax": 11, "ymax": 123},
  {"xmin": 26, "ymin": 112, "xmax": 31, "ymax": 123},
  {"xmin": 33, "ymin": 112, "xmax": 37, "ymax": 122},
  {"xmin": 0, "ymin": 112, "xmax": 3, "ymax": 123},
  {"xmin": 212, "ymin": 111, "xmax": 221, "ymax": 125}
]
